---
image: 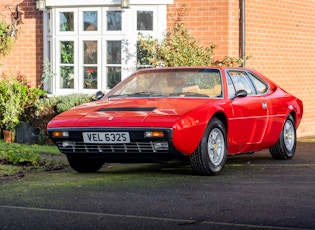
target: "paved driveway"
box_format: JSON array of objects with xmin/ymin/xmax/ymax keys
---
[{"xmin": 0, "ymin": 140, "xmax": 315, "ymax": 229}]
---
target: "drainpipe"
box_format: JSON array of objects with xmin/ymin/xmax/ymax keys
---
[{"xmin": 240, "ymin": 0, "xmax": 246, "ymax": 67}]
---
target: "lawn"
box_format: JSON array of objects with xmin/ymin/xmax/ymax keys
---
[
  {"xmin": 0, "ymin": 140, "xmax": 68, "ymax": 178},
  {"xmin": 0, "ymin": 140, "xmax": 61, "ymax": 155},
  {"xmin": 1, "ymin": 136, "xmax": 314, "ymax": 179}
]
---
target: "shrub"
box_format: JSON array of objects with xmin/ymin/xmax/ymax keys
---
[
  {"xmin": 24, "ymin": 93, "xmax": 95, "ymax": 144},
  {"xmin": 0, "ymin": 74, "xmax": 46, "ymax": 134},
  {"xmin": 0, "ymin": 145, "xmax": 40, "ymax": 166}
]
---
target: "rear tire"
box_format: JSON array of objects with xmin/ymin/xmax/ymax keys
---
[
  {"xmin": 269, "ymin": 115, "xmax": 296, "ymax": 159},
  {"xmin": 67, "ymin": 155, "xmax": 104, "ymax": 172},
  {"xmin": 190, "ymin": 117, "xmax": 227, "ymax": 176}
]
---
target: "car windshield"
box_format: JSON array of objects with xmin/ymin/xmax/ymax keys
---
[{"xmin": 106, "ymin": 68, "xmax": 223, "ymax": 98}]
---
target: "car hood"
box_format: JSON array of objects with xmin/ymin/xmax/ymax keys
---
[{"xmin": 48, "ymin": 98, "xmax": 216, "ymax": 128}]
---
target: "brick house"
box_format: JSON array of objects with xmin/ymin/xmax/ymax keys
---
[{"xmin": 0, "ymin": 0, "xmax": 314, "ymax": 137}]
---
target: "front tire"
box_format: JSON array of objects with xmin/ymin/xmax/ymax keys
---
[
  {"xmin": 67, "ymin": 155, "xmax": 104, "ymax": 173},
  {"xmin": 190, "ymin": 117, "xmax": 227, "ymax": 176},
  {"xmin": 269, "ymin": 115, "xmax": 296, "ymax": 159}
]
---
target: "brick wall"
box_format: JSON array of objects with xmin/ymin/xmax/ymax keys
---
[
  {"xmin": 245, "ymin": 0, "xmax": 315, "ymax": 137},
  {"xmin": 0, "ymin": 0, "xmax": 43, "ymax": 87},
  {"xmin": 168, "ymin": 0, "xmax": 315, "ymax": 137},
  {"xmin": 0, "ymin": 0, "xmax": 313, "ymax": 137},
  {"xmin": 167, "ymin": 0, "xmax": 240, "ymax": 58}
]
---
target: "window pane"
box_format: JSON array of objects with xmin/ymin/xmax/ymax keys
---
[
  {"xmin": 83, "ymin": 11, "xmax": 98, "ymax": 31},
  {"xmin": 230, "ymin": 74, "xmax": 255, "ymax": 95},
  {"xmin": 107, "ymin": 67, "xmax": 121, "ymax": 89},
  {"xmin": 60, "ymin": 41, "xmax": 74, "ymax": 89},
  {"xmin": 227, "ymin": 75, "xmax": 236, "ymax": 98},
  {"xmin": 248, "ymin": 73, "xmax": 268, "ymax": 94},
  {"xmin": 60, "ymin": 41, "xmax": 74, "ymax": 64},
  {"xmin": 60, "ymin": 66, "xmax": 74, "ymax": 89},
  {"xmin": 107, "ymin": 11, "xmax": 121, "ymax": 31},
  {"xmin": 137, "ymin": 11, "xmax": 153, "ymax": 30},
  {"xmin": 60, "ymin": 12, "xmax": 74, "ymax": 32},
  {"xmin": 84, "ymin": 66, "xmax": 97, "ymax": 89},
  {"xmin": 84, "ymin": 41, "xmax": 98, "ymax": 64},
  {"xmin": 107, "ymin": 41, "xmax": 121, "ymax": 64}
]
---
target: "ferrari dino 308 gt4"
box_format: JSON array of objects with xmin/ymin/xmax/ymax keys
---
[{"xmin": 48, "ymin": 67, "xmax": 303, "ymax": 175}]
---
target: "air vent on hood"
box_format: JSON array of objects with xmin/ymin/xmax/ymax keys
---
[{"xmin": 97, "ymin": 107, "xmax": 156, "ymax": 112}]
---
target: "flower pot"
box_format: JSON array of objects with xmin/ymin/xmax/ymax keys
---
[{"xmin": 3, "ymin": 130, "xmax": 13, "ymax": 143}]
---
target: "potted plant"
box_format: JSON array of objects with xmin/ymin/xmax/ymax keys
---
[
  {"xmin": 0, "ymin": 74, "xmax": 47, "ymax": 143},
  {"xmin": 0, "ymin": 76, "xmax": 29, "ymax": 142}
]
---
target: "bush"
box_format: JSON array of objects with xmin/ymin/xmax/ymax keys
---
[
  {"xmin": 0, "ymin": 74, "xmax": 46, "ymax": 133},
  {"xmin": 24, "ymin": 93, "xmax": 95, "ymax": 144}
]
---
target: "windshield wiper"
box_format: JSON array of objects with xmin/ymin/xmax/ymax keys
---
[
  {"xmin": 108, "ymin": 92, "xmax": 166, "ymax": 98},
  {"xmin": 107, "ymin": 94, "xmax": 129, "ymax": 99}
]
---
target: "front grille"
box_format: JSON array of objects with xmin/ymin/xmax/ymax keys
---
[{"xmin": 56, "ymin": 141, "xmax": 169, "ymax": 154}]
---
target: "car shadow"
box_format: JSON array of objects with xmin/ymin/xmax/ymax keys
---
[
  {"xmin": 95, "ymin": 151, "xmax": 275, "ymax": 176},
  {"xmin": 88, "ymin": 140, "xmax": 315, "ymax": 176}
]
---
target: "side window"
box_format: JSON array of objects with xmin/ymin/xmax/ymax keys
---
[
  {"xmin": 248, "ymin": 72, "xmax": 269, "ymax": 94},
  {"xmin": 228, "ymin": 71, "xmax": 255, "ymax": 95},
  {"xmin": 227, "ymin": 75, "xmax": 236, "ymax": 98}
]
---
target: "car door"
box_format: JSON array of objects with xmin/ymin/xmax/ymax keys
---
[{"xmin": 226, "ymin": 70, "xmax": 269, "ymax": 153}]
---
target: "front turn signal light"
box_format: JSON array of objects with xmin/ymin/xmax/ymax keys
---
[
  {"xmin": 52, "ymin": 131, "xmax": 69, "ymax": 137},
  {"xmin": 144, "ymin": 131, "xmax": 165, "ymax": 138}
]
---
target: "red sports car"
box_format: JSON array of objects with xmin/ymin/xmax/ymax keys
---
[{"xmin": 48, "ymin": 67, "xmax": 303, "ymax": 175}]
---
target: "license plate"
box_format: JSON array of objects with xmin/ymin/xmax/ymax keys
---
[{"xmin": 83, "ymin": 132, "xmax": 130, "ymax": 144}]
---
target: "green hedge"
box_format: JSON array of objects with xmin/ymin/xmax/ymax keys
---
[{"xmin": 24, "ymin": 93, "xmax": 95, "ymax": 144}]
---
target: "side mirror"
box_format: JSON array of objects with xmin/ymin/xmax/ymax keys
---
[
  {"xmin": 95, "ymin": 91, "xmax": 105, "ymax": 100},
  {"xmin": 234, "ymin": 89, "xmax": 247, "ymax": 99}
]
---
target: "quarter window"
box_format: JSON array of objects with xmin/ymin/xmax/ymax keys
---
[
  {"xmin": 227, "ymin": 70, "xmax": 269, "ymax": 96},
  {"xmin": 248, "ymin": 72, "xmax": 269, "ymax": 94}
]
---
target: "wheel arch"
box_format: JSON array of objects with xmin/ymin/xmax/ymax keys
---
[
  {"xmin": 172, "ymin": 111, "xmax": 228, "ymax": 155},
  {"xmin": 212, "ymin": 112, "xmax": 228, "ymax": 133},
  {"xmin": 288, "ymin": 111, "xmax": 297, "ymax": 127}
]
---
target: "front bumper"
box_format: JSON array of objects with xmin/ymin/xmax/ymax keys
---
[{"xmin": 48, "ymin": 127, "xmax": 187, "ymax": 162}]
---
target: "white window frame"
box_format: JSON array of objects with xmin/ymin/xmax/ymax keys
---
[
  {"xmin": 48, "ymin": 4, "xmax": 169, "ymax": 95},
  {"xmin": 54, "ymin": 37, "xmax": 78, "ymax": 93},
  {"xmin": 55, "ymin": 8, "xmax": 78, "ymax": 36},
  {"xmin": 79, "ymin": 37, "xmax": 102, "ymax": 93},
  {"xmin": 79, "ymin": 8, "xmax": 102, "ymax": 35}
]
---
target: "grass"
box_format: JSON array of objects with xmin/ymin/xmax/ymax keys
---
[
  {"xmin": 0, "ymin": 140, "xmax": 61, "ymax": 155},
  {"xmin": 0, "ymin": 140, "xmax": 68, "ymax": 178},
  {"xmin": 0, "ymin": 136, "xmax": 314, "ymax": 179}
]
